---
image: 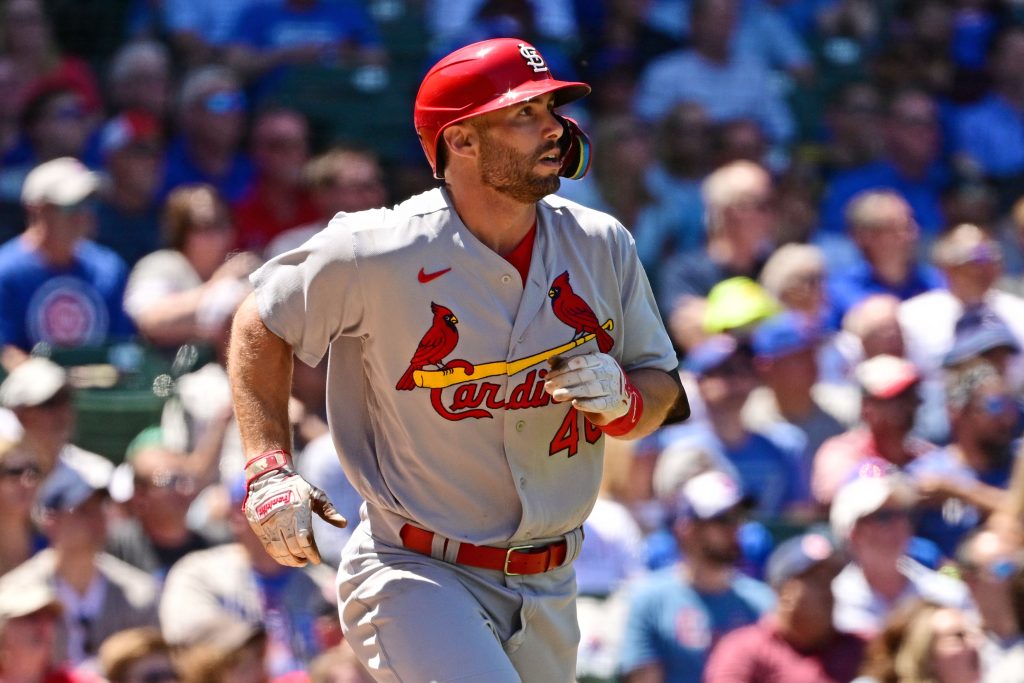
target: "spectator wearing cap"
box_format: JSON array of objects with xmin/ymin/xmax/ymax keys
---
[
  {"xmin": 745, "ymin": 312, "xmax": 852, "ymax": 500},
  {"xmin": 160, "ymin": 66, "xmax": 253, "ymax": 203},
  {"xmin": 955, "ymin": 528, "xmax": 1024, "ymax": 681},
  {"xmin": 231, "ymin": 108, "xmax": 320, "ymax": 253},
  {"xmin": 0, "ymin": 157, "xmax": 134, "ymax": 364},
  {"xmin": 825, "ymin": 191, "xmax": 943, "ymax": 331},
  {"xmin": 0, "ymin": 438, "xmax": 45, "ymax": 577},
  {"xmin": 0, "ymin": 465, "xmax": 159, "ymax": 667},
  {"xmin": 812, "ymin": 355, "xmax": 938, "ymax": 506},
  {"xmin": 658, "ymin": 334, "xmax": 806, "ymax": 518},
  {"xmin": 106, "ymin": 446, "xmax": 214, "ymax": 582},
  {"xmin": 905, "ymin": 362, "xmax": 1019, "ymax": 557},
  {"xmin": 830, "ymin": 472, "xmax": 971, "ymax": 638},
  {"xmin": 704, "ymin": 532, "xmax": 866, "ymax": 682},
  {"xmin": 0, "ymin": 582, "xmax": 99, "ymax": 683},
  {"xmin": 618, "ymin": 470, "xmax": 775, "ymax": 683},
  {"xmin": 0, "ymin": 357, "xmax": 114, "ymax": 490},
  {"xmin": 159, "ymin": 476, "xmax": 335, "ymax": 678},
  {"xmin": 94, "ymin": 110, "xmax": 166, "ymax": 267},
  {"xmin": 657, "ymin": 161, "xmax": 778, "ymax": 317}
]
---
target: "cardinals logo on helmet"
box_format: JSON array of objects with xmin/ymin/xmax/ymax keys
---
[
  {"xmin": 548, "ymin": 271, "xmax": 614, "ymax": 353},
  {"xmin": 396, "ymin": 302, "xmax": 461, "ymax": 390}
]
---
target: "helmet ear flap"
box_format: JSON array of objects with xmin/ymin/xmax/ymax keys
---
[{"xmin": 555, "ymin": 114, "xmax": 591, "ymax": 180}]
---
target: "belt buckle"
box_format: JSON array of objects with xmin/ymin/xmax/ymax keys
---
[{"xmin": 503, "ymin": 544, "xmax": 536, "ymax": 576}]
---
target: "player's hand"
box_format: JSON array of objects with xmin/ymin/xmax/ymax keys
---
[
  {"xmin": 243, "ymin": 455, "xmax": 347, "ymax": 567},
  {"xmin": 544, "ymin": 352, "xmax": 630, "ymax": 423}
]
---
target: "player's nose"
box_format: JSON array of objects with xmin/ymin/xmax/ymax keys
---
[{"xmin": 541, "ymin": 109, "xmax": 562, "ymax": 141}]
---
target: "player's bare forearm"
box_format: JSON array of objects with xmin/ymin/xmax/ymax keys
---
[{"xmin": 228, "ymin": 292, "xmax": 294, "ymax": 457}]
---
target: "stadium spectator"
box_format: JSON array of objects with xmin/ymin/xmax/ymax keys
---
[
  {"xmin": 758, "ymin": 243, "xmax": 831, "ymax": 326},
  {"xmin": 0, "ymin": 158, "xmax": 133, "ymax": 362},
  {"xmin": 160, "ymin": 477, "xmax": 335, "ymax": 678},
  {"xmin": 160, "ymin": 66, "xmax": 253, "ymax": 203},
  {"xmin": 0, "ymin": 582, "xmax": 99, "ymax": 683},
  {"xmin": 704, "ymin": 531, "xmax": 866, "ymax": 683},
  {"xmin": 175, "ymin": 621, "xmax": 269, "ymax": 683},
  {"xmin": 15, "ymin": 84, "xmax": 96, "ymax": 168},
  {"xmin": 854, "ymin": 599, "xmax": 982, "ymax": 683},
  {"xmin": 905, "ymin": 362, "xmax": 1018, "ymax": 557},
  {"xmin": 829, "ymin": 472, "xmax": 971, "ymax": 638},
  {"xmin": 618, "ymin": 470, "xmax": 774, "ymax": 682},
  {"xmin": 94, "ymin": 111, "xmax": 166, "ymax": 267},
  {"xmin": 264, "ymin": 145, "xmax": 387, "ymax": 258},
  {"xmin": 105, "ymin": 41, "xmax": 174, "ymax": 120},
  {"xmin": 820, "ymin": 90, "xmax": 948, "ymax": 236},
  {"xmin": 655, "ymin": 334, "xmax": 807, "ymax": 518},
  {"xmin": 955, "ymin": 528, "xmax": 1023, "ymax": 681},
  {"xmin": 635, "ymin": 0, "xmax": 795, "ymax": 143},
  {"xmin": 0, "ymin": 438, "xmax": 43, "ymax": 577},
  {"xmin": 820, "ymin": 293, "xmax": 907, "ymax": 387},
  {"xmin": 821, "ymin": 82, "xmax": 885, "ymax": 179},
  {"xmin": 812, "ymin": 355, "xmax": 936, "ymax": 506},
  {"xmin": 0, "ymin": 465, "xmax": 159, "ymax": 666},
  {"xmin": 97, "ymin": 627, "xmax": 181, "ymax": 683},
  {"xmin": 0, "ymin": 357, "xmax": 113, "ymax": 489},
  {"xmin": 162, "ymin": 0, "xmax": 257, "ymax": 68},
  {"xmin": 658, "ymin": 160, "xmax": 777, "ymax": 315},
  {"xmin": 873, "ymin": 1, "xmax": 957, "ymax": 97},
  {"xmin": 106, "ymin": 446, "xmax": 213, "ymax": 581},
  {"xmin": 224, "ymin": 0, "xmax": 385, "ymax": 97},
  {"xmin": 1, "ymin": 0, "xmax": 103, "ymax": 114},
  {"xmin": 124, "ymin": 184, "xmax": 258, "ymax": 349},
  {"xmin": 825, "ymin": 191, "xmax": 943, "ymax": 328},
  {"xmin": 232, "ymin": 108, "xmax": 319, "ymax": 252},
  {"xmin": 745, "ymin": 312, "xmax": 851, "ymax": 494}
]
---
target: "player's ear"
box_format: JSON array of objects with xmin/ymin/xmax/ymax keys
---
[{"xmin": 443, "ymin": 123, "xmax": 477, "ymax": 163}]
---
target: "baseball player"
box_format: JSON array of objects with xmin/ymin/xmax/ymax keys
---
[{"xmin": 229, "ymin": 37, "xmax": 687, "ymax": 682}]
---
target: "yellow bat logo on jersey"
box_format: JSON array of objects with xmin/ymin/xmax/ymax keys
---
[{"xmin": 412, "ymin": 319, "xmax": 613, "ymax": 389}]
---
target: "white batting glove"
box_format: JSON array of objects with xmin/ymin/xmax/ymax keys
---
[
  {"xmin": 243, "ymin": 450, "xmax": 347, "ymax": 567},
  {"xmin": 544, "ymin": 353, "xmax": 630, "ymax": 421}
]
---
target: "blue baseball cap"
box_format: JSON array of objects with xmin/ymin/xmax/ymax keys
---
[
  {"xmin": 684, "ymin": 335, "xmax": 740, "ymax": 376},
  {"xmin": 944, "ymin": 305, "xmax": 1019, "ymax": 367},
  {"xmin": 751, "ymin": 311, "xmax": 821, "ymax": 359},
  {"xmin": 37, "ymin": 465, "xmax": 107, "ymax": 513},
  {"xmin": 765, "ymin": 531, "xmax": 841, "ymax": 586}
]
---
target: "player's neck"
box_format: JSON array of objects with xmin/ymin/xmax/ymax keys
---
[{"xmin": 444, "ymin": 181, "xmax": 536, "ymax": 257}]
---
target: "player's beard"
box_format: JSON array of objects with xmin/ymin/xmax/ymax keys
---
[{"xmin": 477, "ymin": 131, "xmax": 561, "ymax": 204}]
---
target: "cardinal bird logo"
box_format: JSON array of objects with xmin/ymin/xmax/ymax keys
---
[
  {"xmin": 548, "ymin": 271, "xmax": 614, "ymax": 353},
  {"xmin": 396, "ymin": 302, "xmax": 460, "ymax": 390}
]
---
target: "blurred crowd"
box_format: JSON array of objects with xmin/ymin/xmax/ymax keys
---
[{"xmin": 4, "ymin": 0, "xmax": 1024, "ymax": 682}]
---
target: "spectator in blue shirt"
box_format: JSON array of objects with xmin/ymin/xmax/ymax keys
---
[
  {"xmin": 162, "ymin": 0, "xmax": 257, "ymax": 68},
  {"xmin": 618, "ymin": 469, "xmax": 775, "ymax": 683},
  {"xmin": 160, "ymin": 66, "xmax": 253, "ymax": 204},
  {"xmin": 820, "ymin": 89, "xmax": 949, "ymax": 235},
  {"xmin": 907, "ymin": 362, "xmax": 1018, "ymax": 557},
  {"xmin": 635, "ymin": 0, "xmax": 795, "ymax": 144},
  {"xmin": 224, "ymin": 0, "xmax": 384, "ymax": 97},
  {"xmin": 826, "ymin": 190, "xmax": 944, "ymax": 328},
  {"xmin": 0, "ymin": 158, "xmax": 133, "ymax": 365},
  {"xmin": 954, "ymin": 27, "xmax": 1024, "ymax": 183}
]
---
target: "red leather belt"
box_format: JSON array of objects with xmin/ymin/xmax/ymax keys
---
[{"xmin": 399, "ymin": 524, "xmax": 568, "ymax": 576}]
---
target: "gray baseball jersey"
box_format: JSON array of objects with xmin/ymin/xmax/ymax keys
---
[{"xmin": 251, "ymin": 187, "xmax": 676, "ymax": 546}]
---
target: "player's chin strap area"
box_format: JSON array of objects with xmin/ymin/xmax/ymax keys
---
[
  {"xmin": 555, "ymin": 114, "xmax": 591, "ymax": 180},
  {"xmin": 399, "ymin": 524, "xmax": 584, "ymax": 576}
]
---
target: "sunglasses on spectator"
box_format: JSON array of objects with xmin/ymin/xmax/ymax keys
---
[
  {"xmin": 861, "ymin": 508, "xmax": 909, "ymax": 524},
  {"xmin": 974, "ymin": 395, "xmax": 1015, "ymax": 417},
  {"xmin": 705, "ymin": 508, "xmax": 746, "ymax": 526},
  {"xmin": 202, "ymin": 91, "xmax": 246, "ymax": 114},
  {"xmin": 0, "ymin": 463, "xmax": 41, "ymax": 484},
  {"xmin": 135, "ymin": 471, "xmax": 196, "ymax": 495},
  {"xmin": 51, "ymin": 103, "xmax": 85, "ymax": 121}
]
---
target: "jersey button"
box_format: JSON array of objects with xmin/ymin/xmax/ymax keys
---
[
  {"xmin": 519, "ymin": 476, "xmax": 527, "ymax": 489},
  {"xmin": 515, "ymin": 420, "xmax": 525, "ymax": 432},
  {"xmin": 501, "ymin": 274, "xmax": 512, "ymax": 284}
]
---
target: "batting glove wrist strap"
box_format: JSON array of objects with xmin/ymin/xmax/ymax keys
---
[
  {"xmin": 544, "ymin": 353, "xmax": 642, "ymax": 432},
  {"xmin": 242, "ymin": 450, "xmax": 347, "ymax": 568},
  {"xmin": 594, "ymin": 381, "xmax": 644, "ymax": 437}
]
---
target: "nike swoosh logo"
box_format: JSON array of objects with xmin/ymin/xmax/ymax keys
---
[{"xmin": 418, "ymin": 267, "xmax": 451, "ymax": 283}]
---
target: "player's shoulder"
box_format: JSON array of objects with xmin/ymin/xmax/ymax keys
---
[
  {"xmin": 540, "ymin": 194, "xmax": 632, "ymax": 241},
  {"xmin": 324, "ymin": 188, "xmax": 450, "ymax": 240}
]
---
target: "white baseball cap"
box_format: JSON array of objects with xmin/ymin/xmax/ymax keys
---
[
  {"xmin": 677, "ymin": 470, "xmax": 752, "ymax": 520},
  {"xmin": 0, "ymin": 357, "xmax": 68, "ymax": 409},
  {"xmin": 830, "ymin": 469, "xmax": 916, "ymax": 541},
  {"xmin": 21, "ymin": 157, "xmax": 99, "ymax": 207},
  {"xmin": 854, "ymin": 354, "xmax": 920, "ymax": 399}
]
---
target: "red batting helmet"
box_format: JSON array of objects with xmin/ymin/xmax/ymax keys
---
[{"xmin": 414, "ymin": 38, "xmax": 591, "ymax": 179}]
